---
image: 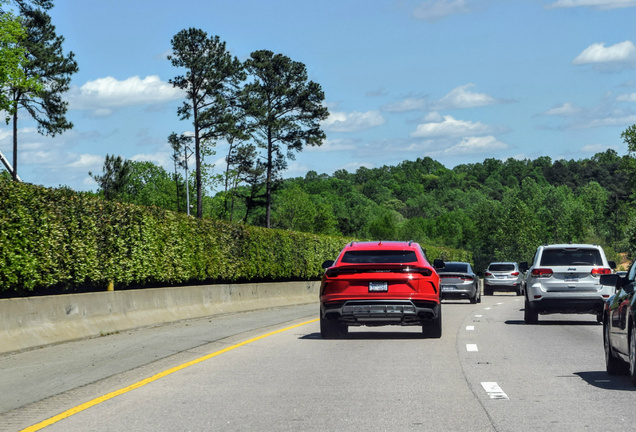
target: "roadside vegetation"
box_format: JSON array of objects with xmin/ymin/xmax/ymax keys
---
[
  {"xmin": 96, "ymin": 147, "xmax": 630, "ymax": 272},
  {"xmin": 0, "ymin": 175, "xmax": 470, "ymax": 296}
]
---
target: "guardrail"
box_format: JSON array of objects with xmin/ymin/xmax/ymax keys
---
[{"xmin": 0, "ymin": 281, "xmax": 320, "ymax": 355}]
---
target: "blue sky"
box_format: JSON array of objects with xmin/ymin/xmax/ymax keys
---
[{"xmin": 3, "ymin": 0, "xmax": 636, "ymax": 191}]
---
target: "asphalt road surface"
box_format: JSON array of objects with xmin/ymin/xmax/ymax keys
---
[{"xmin": 2, "ymin": 294, "xmax": 635, "ymax": 432}]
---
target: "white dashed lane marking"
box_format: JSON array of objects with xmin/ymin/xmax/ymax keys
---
[
  {"xmin": 466, "ymin": 344, "xmax": 478, "ymax": 352},
  {"xmin": 481, "ymin": 382, "xmax": 509, "ymax": 400},
  {"xmin": 466, "ymin": 325, "xmax": 475, "ymax": 331}
]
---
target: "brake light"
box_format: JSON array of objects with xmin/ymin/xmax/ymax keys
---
[
  {"xmin": 511, "ymin": 272, "xmax": 519, "ymax": 276},
  {"xmin": 591, "ymin": 268, "xmax": 611, "ymax": 277},
  {"xmin": 401, "ymin": 267, "xmax": 433, "ymax": 276},
  {"xmin": 531, "ymin": 268, "xmax": 553, "ymax": 278},
  {"xmin": 325, "ymin": 267, "xmax": 433, "ymax": 277},
  {"xmin": 460, "ymin": 276, "xmax": 473, "ymax": 281},
  {"xmin": 484, "ymin": 272, "xmax": 492, "ymax": 277}
]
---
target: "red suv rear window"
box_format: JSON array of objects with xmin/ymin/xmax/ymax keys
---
[{"xmin": 340, "ymin": 250, "xmax": 418, "ymax": 264}]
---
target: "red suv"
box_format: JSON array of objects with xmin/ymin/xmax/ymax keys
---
[{"xmin": 320, "ymin": 241, "xmax": 444, "ymax": 339}]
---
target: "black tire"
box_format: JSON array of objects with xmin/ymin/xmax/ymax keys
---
[
  {"xmin": 605, "ymin": 319, "xmax": 627, "ymax": 375},
  {"xmin": 484, "ymin": 286, "xmax": 492, "ymax": 296},
  {"xmin": 515, "ymin": 286, "xmax": 523, "ymax": 296},
  {"xmin": 630, "ymin": 325, "xmax": 636, "ymax": 385},
  {"xmin": 524, "ymin": 298, "xmax": 538, "ymax": 324},
  {"xmin": 423, "ymin": 306, "xmax": 442, "ymax": 338},
  {"xmin": 320, "ymin": 314, "xmax": 347, "ymax": 339}
]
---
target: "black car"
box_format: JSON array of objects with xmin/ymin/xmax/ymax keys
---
[{"xmin": 600, "ymin": 264, "xmax": 636, "ymax": 384}]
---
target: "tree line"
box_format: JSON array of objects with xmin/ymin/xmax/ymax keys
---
[
  {"xmin": 218, "ymin": 148, "xmax": 632, "ymax": 271},
  {"xmin": 92, "ymin": 143, "xmax": 636, "ymax": 272}
]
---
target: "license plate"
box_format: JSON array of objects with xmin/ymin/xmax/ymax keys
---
[
  {"xmin": 442, "ymin": 285, "xmax": 457, "ymax": 290},
  {"xmin": 564, "ymin": 275, "xmax": 579, "ymax": 282},
  {"xmin": 369, "ymin": 281, "xmax": 388, "ymax": 292}
]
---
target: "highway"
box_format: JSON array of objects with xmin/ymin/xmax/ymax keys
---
[{"xmin": 2, "ymin": 294, "xmax": 635, "ymax": 431}]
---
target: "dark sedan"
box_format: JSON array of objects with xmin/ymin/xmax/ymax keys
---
[
  {"xmin": 438, "ymin": 261, "xmax": 481, "ymax": 304},
  {"xmin": 600, "ymin": 264, "xmax": 636, "ymax": 384}
]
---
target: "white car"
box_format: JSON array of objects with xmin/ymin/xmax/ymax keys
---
[{"xmin": 520, "ymin": 244, "xmax": 616, "ymax": 324}]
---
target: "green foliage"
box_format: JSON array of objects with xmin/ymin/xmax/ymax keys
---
[
  {"xmin": 241, "ymin": 49, "xmax": 330, "ymax": 228},
  {"xmin": 0, "ymin": 4, "xmax": 42, "ymax": 119},
  {"xmin": 0, "ymin": 178, "xmax": 342, "ymax": 294},
  {"xmin": 89, "ymin": 154, "xmax": 131, "ymax": 200},
  {"xmin": 169, "ymin": 28, "xmax": 245, "ymax": 218},
  {"xmin": 235, "ymin": 151, "xmax": 629, "ymax": 271},
  {"xmin": 0, "ymin": 177, "xmax": 471, "ymax": 296},
  {"xmin": 118, "ymin": 160, "xmax": 189, "ymax": 212}
]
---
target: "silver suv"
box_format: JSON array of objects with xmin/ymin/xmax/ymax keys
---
[
  {"xmin": 484, "ymin": 262, "xmax": 523, "ymax": 296},
  {"xmin": 520, "ymin": 244, "xmax": 616, "ymax": 324}
]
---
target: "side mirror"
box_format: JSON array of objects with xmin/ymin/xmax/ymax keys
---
[
  {"xmin": 321, "ymin": 260, "xmax": 335, "ymax": 269},
  {"xmin": 519, "ymin": 262, "xmax": 529, "ymax": 272},
  {"xmin": 609, "ymin": 261, "xmax": 617, "ymax": 269},
  {"xmin": 433, "ymin": 259, "xmax": 445, "ymax": 269},
  {"xmin": 600, "ymin": 273, "xmax": 627, "ymax": 289}
]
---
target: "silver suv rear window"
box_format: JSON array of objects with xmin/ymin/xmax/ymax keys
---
[
  {"xmin": 341, "ymin": 250, "xmax": 417, "ymax": 264},
  {"xmin": 539, "ymin": 248, "xmax": 603, "ymax": 266},
  {"xmin": 488, "ymin": 264, "xmax": 515, "ymax": 272}
]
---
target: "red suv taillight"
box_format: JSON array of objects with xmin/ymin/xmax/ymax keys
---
[
  {"xmin": 511, "ymin": 272, "xmax": 520, "ymax": 276},
  {"xmin": 591, "ymin": 268, "xmax": 612, "ymax": 277},
  {"xmin": 531, "ymin": 268, "xmax": 553, "ymax": 278},
  {"xmin": 326, "ymin": 267, "xmax": 433, "ymax": 278},
  {"xmin": 484, "ymin": 272, "xmax": 493, "ymax": 277}
]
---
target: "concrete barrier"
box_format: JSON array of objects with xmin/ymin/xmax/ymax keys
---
[{"xmin": 0, "ymin": 281, "xmax": 320, "ymax": 355}]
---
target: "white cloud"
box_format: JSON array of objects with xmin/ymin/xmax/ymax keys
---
[
  {"xmin": 547, "ymin": 0, "xmax": 636, "ymax": 9},
  {"xmin": 617, "ymin": 92, "xmax": 636, "ymax": 102},
  {"xmin": 410, "ymin": 115, "xmax": 496, "ymax": 138},
  {"xmin": 69, "ymin": 75, "xmax": 184, "ymax": 114},
  {"xmin": 382, "ymin": 97, "xmax": 428, "ymax": 112},
  {"xmin": 542, "ymin": 102, "xmax": 581, "ymax": 116},
  {"xmin": 283, "ymin": 161, "xmax": 313, "ymax": 176},
  {"xmin": 443, "ymin": 136, "xmax": 508, "ymax": 155},
  {"xmin": 580, "ymin": 143, "xmax": 617, "ymax": 153},
  {"xmin": 573, "ymin": 41, "xmax": 636, "ymax": 65},
  {"xmin": 322, "ymin": 110, "xmax": 385, "ymax": 132},
  {"xmin": 68, "ymin": 154, "xmax": 104, "ymax": 168},
  {"xmin": 413, "ymin": 0, "xmax": 469, "ymax": 22},
  {"xmin": 423, "ymin": 111, "xmax": 443, "ymax": 122},
  {"xmin": 305, "ymin": 138, "xmax": 357, "ymax": 152},
  {"xmin": 583, "ymin": 113, "xmax": 636, "ymax": 128},
  {"xmin": 433, "ymin": 84, "xmax": 498, "ymax": 109},
  {"xmin": 131, "ymin": 151, "xmax": 175, "ymax": 168}
]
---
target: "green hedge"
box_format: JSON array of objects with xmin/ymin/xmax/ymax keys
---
[{"xmin": 0, "ymin": 179, "xmax": 471, "ymax": 296}]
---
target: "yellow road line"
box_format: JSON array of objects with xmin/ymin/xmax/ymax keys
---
[{"xmin": 20, "ymin": 318, "xmax": 319, "ymax": 432}]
